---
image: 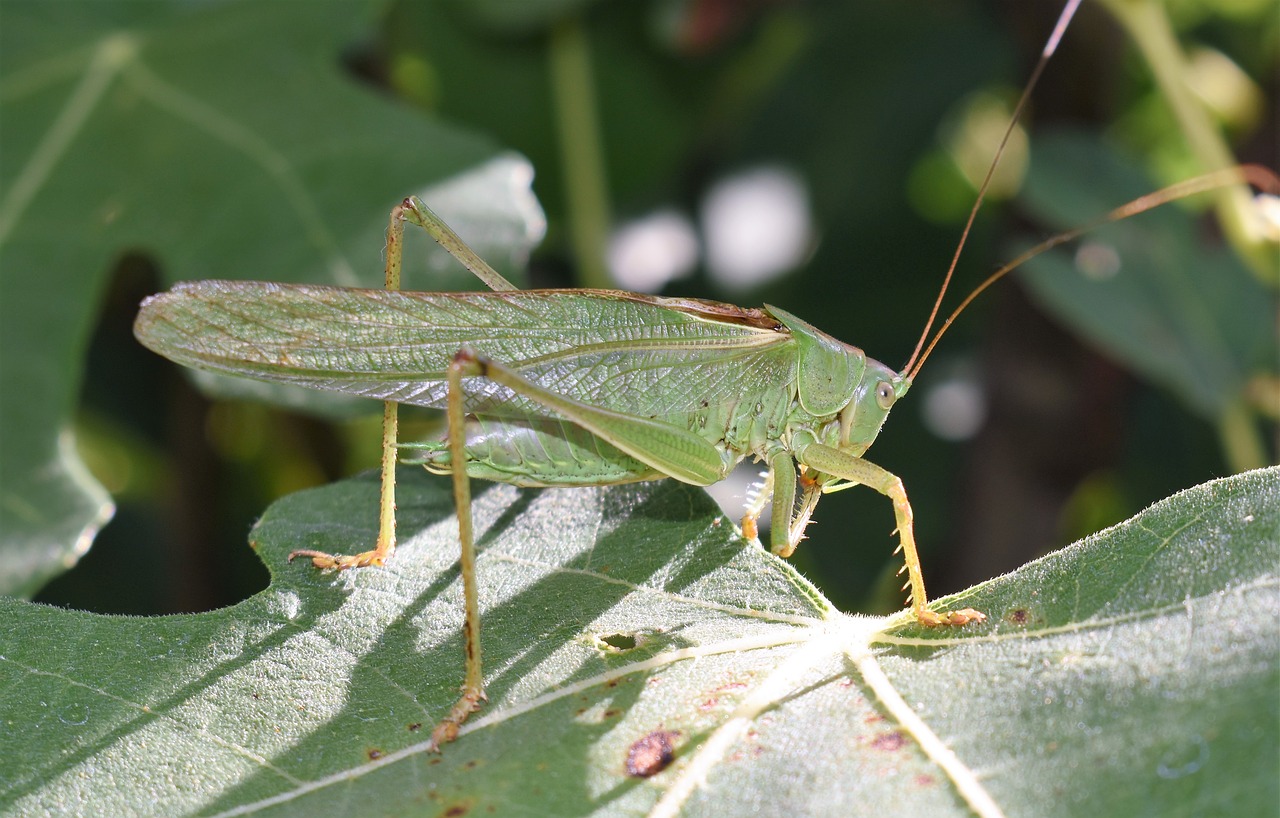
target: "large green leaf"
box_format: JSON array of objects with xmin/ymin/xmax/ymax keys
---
[
  {"xmin": 0, "ymin": 1, "xmax": 544, "ymax": 594},
  {"xmin": 3, "ymin": 467, "xmax": 1275, "ymax": 816}
]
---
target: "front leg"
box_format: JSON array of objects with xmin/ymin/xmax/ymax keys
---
[
  {"xmin": 796, "ymin": 443, "xmax": 985, "ymax": 627},
  {"xmin": 761, "ymin": 451, "xmax": 825, "ymax": 559}
]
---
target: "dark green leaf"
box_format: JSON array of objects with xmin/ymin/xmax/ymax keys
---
[
  {"xmin": 3, "ymin": 468, "xmax": 1275, "ymax": 816},
  {"xmin": 451, "ymin": 0, "xmax": 598, "ymax": 35},
  {"xmin": 1017, "ymin": 130, "xmax": 1276, "ymax": 420},
  {"xmin": 0, "ymin": 1, "xmax": 543, "ymax": 592}
]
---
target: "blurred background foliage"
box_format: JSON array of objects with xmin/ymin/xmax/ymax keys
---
[{"xmin": 3, "ymin": 0, "xmax": 1275, "ymax": 617}]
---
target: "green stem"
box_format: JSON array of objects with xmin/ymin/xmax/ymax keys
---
[
  {"xmin": 548, "ymin": 16, "xmax": 612, "ymax": 289},
  {"xmin": 1101, "ymin": 0, "xmax": 1276, "ymax": 471},
  {"xmin": 1218, "ymin": 399, "xmax": 1269, "ymax": 473},
  {"xmin": 1099, "ymin": 0, "xmax": 1278, "ymax": 284}
]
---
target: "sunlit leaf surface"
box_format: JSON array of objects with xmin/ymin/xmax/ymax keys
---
[{"xmin": 3, "ymin": 468, "xmax": 1275, "ymax": 817}]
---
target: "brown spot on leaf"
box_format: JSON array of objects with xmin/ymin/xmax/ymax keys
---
[
  {"xmin": 440, "ymin": 804, "xmax": 470, "ymax": 818},
  {"xmin": 408, "ymin": 722, "xmax": 423, "ymax": 732},
  {"xmin": 367, "ymin": 748, "xmax": 384, "ymax": 760},
  {"xmin": 870, "ymin": 731, "xmax": 908, "ymax": 752},
  {"xmin": 1007, "ymin": 608, "xmax": 1031, "ymax": 625},
  {"xmin": 626, "ymin": 730, "xmax": 680, "ymax": 777},
  {"xmin": 715, "ymin": 681, "xmax": 748, "ymax": 694}
]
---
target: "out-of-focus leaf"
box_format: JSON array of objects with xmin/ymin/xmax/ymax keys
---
[
  {"xmin": 451, "ymin": 0, "xmax": 598, "ymax": 34},
  {"xmin": 0, "ymin": 1, "xmax": 544, "ymax": 593},
  {"xmin": 386, "ymin": 0, "xmax": 701, "ymax": 225},
  {"xmin": 3, "ymin": 468, "xmax": 1275, "ymax": 816},
  {"xmin": 1017, "ymin": 130, "xmax": 1276, "ymax": 420}
]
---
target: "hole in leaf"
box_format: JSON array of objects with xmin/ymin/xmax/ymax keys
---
[{"xmin": 599, "ymin": 632, "xmax": 638, "ymax": 651}]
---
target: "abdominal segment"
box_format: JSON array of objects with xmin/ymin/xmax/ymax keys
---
[{"xmin": 399, "ymin": 415, "xmax": 664, "ymax": 487}]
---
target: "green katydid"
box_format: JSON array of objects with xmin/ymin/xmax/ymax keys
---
[
  {"xmin": 130, "ymin": 168, "xmax": 1272, "ymax": 748},
  {"xmin": 130, "ymin": 0, "xmax": 1278, "ymax": 749},
  {"xmin": 134, "ymin": 195, "xmax": 983, "ymax": 746}
]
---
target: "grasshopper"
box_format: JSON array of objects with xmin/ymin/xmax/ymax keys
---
[
  {"xmin": 133, "ymin": 197, "xmax": 985, "ymax": 744},
  {"xmin": 131, "ymin": 0, "xmax": 1276, "ymax": 749}
]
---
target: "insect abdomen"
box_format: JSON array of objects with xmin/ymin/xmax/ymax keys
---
[{"xmin": 401, "ymin": 416, "xmax": 665, "ymax": 487}]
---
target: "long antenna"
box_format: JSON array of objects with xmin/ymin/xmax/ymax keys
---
[
  {"xmin": 901, "ymin": 0, "xmax": 1082, "ymax": 377},
  {"xmin": 904, "ymin": 165, "xmax": 1280, "ymax": 382}
]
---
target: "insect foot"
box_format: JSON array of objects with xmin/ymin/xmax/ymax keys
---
[
  {"xmin": 428, "ymin": 688, "xmax": 487, "ymax": 752},
  {"xmin": 287, "ymin": 489, "xmax": 398, "ymax": 570},
  {"xmin": 916, "ymin": 607, "xmax": 986, "ymax": 627},
  {"xmin": 286, "ymin": 548, "xmax": 387, "ymax": 571}
]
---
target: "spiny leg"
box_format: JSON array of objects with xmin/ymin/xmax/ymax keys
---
[
  {"xmin": 740, "ymin": 466, "xmax": 773, "ymax": 543},
  {"xmin": 288, "ymin": 200, "xmax": 410, "ymax": 570},
  {"xmin": 795, "ymin": 443, "xmax": 985, "ymax": 627},
  {"xmin": 744, "ymin": 460, "xmax": 835, "ymax": 549},
  {"xmin": 764, "ymin": 452, "xmax": 824, "ymax": 560},
  {"xmin": 762, "ymin": 458, "xmax": 824, "ymax": 560}
]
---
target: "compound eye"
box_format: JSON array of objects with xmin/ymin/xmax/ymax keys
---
[{"xmin": 875, "ymin": 381, "xmax": 896, "ymax": 410}]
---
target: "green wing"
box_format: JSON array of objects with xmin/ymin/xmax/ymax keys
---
[{"xmin": 134, "ymin": 282, "xmax": 798, "ymax": 420}]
